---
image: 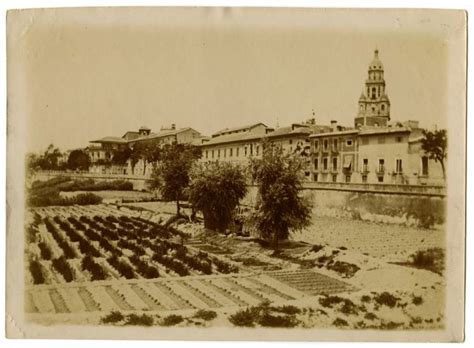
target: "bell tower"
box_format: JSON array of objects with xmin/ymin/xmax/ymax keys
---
[{"xmin": 355, "ymin": 49, "xmax": 391, "ymax": 128}]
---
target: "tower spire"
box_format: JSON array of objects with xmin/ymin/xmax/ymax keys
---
[{"xmin": 354, "ymin": 49, "xmax": 391, "ymax": 128}]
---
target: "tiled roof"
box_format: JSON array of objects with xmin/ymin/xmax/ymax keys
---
[
  {"xmin": 90, "ymin": 136, "xmax": 127, "ymax": 144},
  {"xmin": 213, "ymin": 123, "xmax": 268, "ymax": 137}
]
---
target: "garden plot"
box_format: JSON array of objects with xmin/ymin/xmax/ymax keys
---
[
  {"xmin": 25, "ymin": 206, "xmax": 241, "ymax": 286},
  {"xmin": 26, "ymin": 271, "xmax": 343, "ymax": 317},
  {"xmin": 266, "ymin": 269, "xmax": 355, "ymax": 296}
]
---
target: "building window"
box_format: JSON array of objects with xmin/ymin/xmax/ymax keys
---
[
  {"xmin": 212, "ymin": 150, "xmax": 214, "ymax": 158},
  {"xmin": 333, "ymin": 139, "xmax": 338, "ymax": 150},
  {"xmin": 346, "ymin": 139, "xmax": 353, "ymax": 146},
  {"xmin": 314, "ymin": 173, "xmax": 318, "ymax": 182},
  {"xmin": 229, "ymin": 148, "xmax": 233, "ymax": 157},
  {"xmin": 289, "ymin": 139, "xmax": 293, "ymax": 145},
  {"xmin": 256, "ymin": 146, "xmax": 259, "ymax": 156},
  {"xmin": 362, "ymin": 158, "xmax": 369, "ymax": 172},
  {"xmin": 314, "ymin": 158, "xmax": 318, "ymax": 170},
  {"xmin": 332, "ymin": 174, "xmax": 337, "ymax": 183},
  {"xmin": 314, "ymin": 140, "xmax": 319, "ymax": 150},
  {"xmin": 218, "ymin": 149, "xmax": 221, "ymax": 158},
  {"xmin": 324, "ymin": 140, "xmax": 329, "ymax": 151},
  {"xmin": 205, "ymin": 150, "xmax": 208, "ymax": 159},
  {"xmin": 362, "ymin": 175, "xmax": 368, "ymax": 183},
  {"xmin": 378, "ymin": 159, "xmax": 385, "ymax": 173},
  {"xmin": 332, "ymin": 157, "xmax": 338, "ymax": 171},
  {"xmin": 422, "ymin": 156, "xmax": 429, "ymax": 176},
  {"xmin": 323, "ymin": 157, "xmax": 328, "ymax": 170},
  {"xmin": 396, "ymin": 136, "xmax": 403, "ymax": 143},
  {"xmin": 345, "ymin": 175, "xmax": 351, "ymax": 183},
  {"xmin": 371, "ymin": 87, "xmax": 376, "ymax": 99},
  {"xmin": 236, "ymin": 147, "xmax": 239, "ymax": 157},
  {"xmin": 223, "ymin": 148, "xmax": 226, "ymax": 158},
  {"xmin": 378, "ymin": 176, "xmax": 384, "ymax": 183},
  {"xmin": 396, "ymin": 159, "xmax": 403, "ymax": 173},
  {"xmin": 381, "ymin": 104, "xmax": 385, "ymax": 111},
  {"xmin": 244, "ymin": 147, "xmax": 247, "ymax": 156},
  {"xmin": 250, "ymin": 144, "xmax": 253, "ymax": 156}
]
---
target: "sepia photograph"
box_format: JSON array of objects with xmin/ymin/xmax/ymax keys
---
[{"xmin": 5, "ymin": 6, "xmax": 466, "ymax": 341}]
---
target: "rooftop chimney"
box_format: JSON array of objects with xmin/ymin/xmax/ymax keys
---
[{"xmin": 330, "ymin": 120, "xmax": 338, "ymax": 131}]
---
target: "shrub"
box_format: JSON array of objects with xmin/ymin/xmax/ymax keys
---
[
  {"xmin": 193, "ymin": 310, "xmax": 217, "ymax": 321},
  {"xmin": 364, "ymin": 312, "xmax": 377, "ymax": 321},
  {"xmin": 52, "ymin": 256, "xmax": 74, "ymax": 282},
  {"xmin": 29, "ymin": 259, "xmax": 45, "ymax": 284},
  {"xmin": 160, "ymin": 314, "xmax": 184, "ymax": 326},
  {"xmin": 228, "ymin": 308, "xmax": 256, "ymax": 327},
  {"xmin": 81, "ymin": 256, "xmax": 107, "ymax": 281},
  {"xmin": 410, "ymin": 248, "xmax": 444, "ymax": 275},
  {"xmin": 70, "ymin": 192, "xmax": 103, "ymax": 205},
  {"xmin": 38, "ymin": 242, "xmax": 52, "ymax": 260},
  {"xmin": 257, "ymin": 313, "xmax": 299, "ymax": 328},
  {"xmin": 373, "ymin": 292, "xmax": 399, "ymax": 308},
  {"xmin": 412, "ymin": 295, "xmax": 423, "ymax": 305},
  {"xmin": 361, "ymin": 295, "xmax": 371, "ymax": 303},
  {"xmin": 125, "ymin": 314, "xmax": 154, "ymax": 326},
  {"xmin": 326, "ymin": 261, "xmax": 360, "ymax": 278},
  {"xmin": 332, "ymin": 318, "xmax": 349, "ymax": 327},
  {"xmin": 273, "ymin": 305, "xmax": 301, "ymax": 315},
  {"xmin": 101, "ymin": 311, "xmax": 124, "ymax": 324}
]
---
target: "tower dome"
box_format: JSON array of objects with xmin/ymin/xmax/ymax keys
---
[{"xmin": 369, "ymin": 49, "xmax": 384, "ymax": 70}]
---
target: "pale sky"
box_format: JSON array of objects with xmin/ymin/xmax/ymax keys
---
[{"xmin": 10, "ymin": 8, "xmax": 453, "ymax": 152}]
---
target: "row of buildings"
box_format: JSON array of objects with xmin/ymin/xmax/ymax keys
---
[{"xmin": 84, "ymin": 49, "xmax": 444, "ymax": 186}]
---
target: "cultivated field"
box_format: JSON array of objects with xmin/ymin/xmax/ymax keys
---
[{"xmin": 25, "ymin": 203, "xmax": 446, "ymax": 329}]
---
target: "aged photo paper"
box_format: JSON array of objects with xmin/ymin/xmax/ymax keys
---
[{"xmin": 6, "ymin": 7, "xmax": 466, "ymax": 341}]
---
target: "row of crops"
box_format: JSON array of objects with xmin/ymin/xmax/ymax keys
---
[{"xmin": 26, "ymin": 211, "xmax": 239, "ymax": 285}]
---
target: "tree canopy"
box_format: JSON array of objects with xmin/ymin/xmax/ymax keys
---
[
  {"xmin": 249, "ymin": 140, "xmax": 312, "ymax": 248},
  {"xmin": 67, "ymin": 149, "xmax": 91, "ymax": 170},
  {"xmin": 148, "ymin": 143, "xmax": 201, "ymax": 215},
  {"xmin": 188, "ymin": 162, "xmax": 247, "ymax": 233},
  {"xmin": 421, "ymin": 129, "xmax": 447, "ymax": 178}
]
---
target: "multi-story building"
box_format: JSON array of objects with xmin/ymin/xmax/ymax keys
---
[
  {"xmin": 88, "ymin": 125, "xmax": 202, "ymax": 175},
  {"xmin": 199, "ymin": 120, "xmax": 330, "ymax": 177},
  {"xmin": 309, "ymin": 49, "xmax": 444, "ymax": 185}
]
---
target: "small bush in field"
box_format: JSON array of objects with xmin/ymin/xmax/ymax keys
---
[
  {"xmin": 333, "ymin": 318, "xmax": 349, "ymax": 327},
  {"xmin": 193, "ymin": 310, "xmax": 217, "ymax": 321},
  {"xmin": 29, "ymin": 259, "xmax": 45, "ymax": 284},
  {"xmin": 228, "ymin": 308, "xmax": 256, "ymax": 327},
  {"xmin": 257, "ymin": 313, "xmax": 299, "ymax": 328},
  {"xmin": 101, "ymin": 311, "xmax": 124, "ymax": 324},
  {"xmin": 412, "ymin": 295, "xmax": 423, "ymax": 305},
  {"xmin": 160, "ymin": 314, "xmax": 184, "ymax": 326},
  {"xmin": 125, "ymin": 314, "xmax": 154, "ymax": 326},
  {"xmin": 273, "ymin": 305, "xmax": 301, "ymax": 315},
  {"xmin": 373, "ymin": 292, "xmax": 399, "ymax": 308},
  {"xmin": 410, "ymin": 248, "xmax": 444, "ymax": 275}
]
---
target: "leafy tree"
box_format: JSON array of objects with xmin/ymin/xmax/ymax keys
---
[
  {"xmin": 37, "ymin": 144, "xmax": 62, "ymax": 170},
  {"xmin": 421, "ymin": 129, "xmax": 447, "ymax": 179},
  {"xmin": 149, "ymin": 143, "xmax": 201, "ymax": 215},
  {"xmin": 67, "ymin": 149, "xmax": 91, "ymax": 170},
  {"xmin": 129, "ymin": 141, "xmax": 163, "ymax": 175},
  {"xmin": 249, "ymin": 140, "xmax": 312, "ymax": 248},
  {"xmin": 111, "ymin": 146, "xmax": 132, "ymax": 165},
  {"xmin": 188, "ymin": 162, "xmax": 247, "ymax": 232}
]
